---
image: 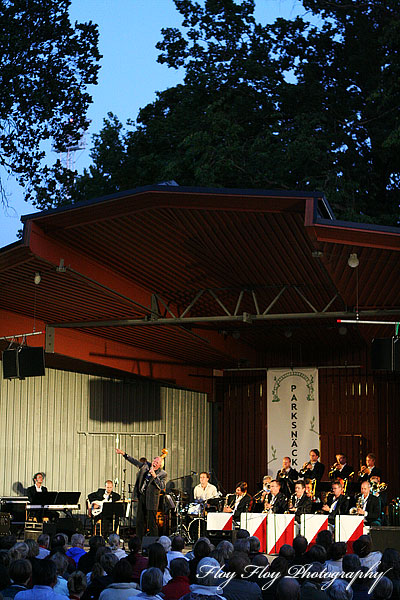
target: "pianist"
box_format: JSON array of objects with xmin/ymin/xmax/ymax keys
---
[{"xmin": 26, "ymin": 473, "xmax": 47, "ymax": 503}]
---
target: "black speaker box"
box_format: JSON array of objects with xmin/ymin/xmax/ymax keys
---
[
  {"xmin": 371, "ymin": 337, "xmax": 400, "ymax": 371},
  {"xmin": 141, "ymin": 536, "xmax": 159, "ymax": 555},
  {"xmin": 370, "ymin": 526, "xmax": 400, "ymax": 552},
  {"xmin": 19, "ymin": 347, "xmax": 45, "ymax": 377},
  {"xmin": 2, "ymin": 346, "xmax": 45, "ymax": 379},
  {"xmin": 2, "ymin": 349, "xmax": 19, "ymax": 379}
]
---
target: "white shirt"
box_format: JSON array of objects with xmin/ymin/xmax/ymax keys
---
[{"xmin": 193, "ymin": 482, "xmax": 218, "ymax": 501}]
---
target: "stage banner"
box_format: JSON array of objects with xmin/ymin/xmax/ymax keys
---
[{"xmin": 267, "ymin": 368, "xmax": 319, "ymax": 475}]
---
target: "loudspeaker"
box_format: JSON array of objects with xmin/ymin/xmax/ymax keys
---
[
  {"xmin": 2, "ymin": 346, "xmax": 45, "ymax": 379},
  {"xmin": 0, "ymin": 513, "xmax": 10, "ymax": 536},
  {"xmin": 141, "ymin": 536, "xmax": 158, "ymax": 555},
  {"xmin": 371, "ymin": 337, "xmax": 400, "ymax": 371},
  {"xmin": 2, "ymin": 349, "xmax": 19, "ymax": 379},
  {"xmin": 18, "ymin": 347, "xmax": 45, "ymax": 377},
  {"xmin": 370, "ymin": 526, "xmax": 400, "ymax": 552}
]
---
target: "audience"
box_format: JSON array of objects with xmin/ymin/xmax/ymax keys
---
[
  {"xmin": 66, "ymin": 536, "xmax": 86, "ymax": 567},
  {"xmin": 161, "ymin": 558, "xmax": 190, "ymax": 600}
]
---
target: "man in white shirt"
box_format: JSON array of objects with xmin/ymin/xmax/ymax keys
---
[{"xmin": 193, "ymin": 472, "xmax": 218, "ymax": 502}]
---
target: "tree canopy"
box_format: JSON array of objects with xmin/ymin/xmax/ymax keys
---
[
  {"xmin": 0, "ymin": 0, "xmax": 100, "ymax": 209},
  {"xmin": 74, "ymin": 0, "xmax": 400, "ymax": 225}
]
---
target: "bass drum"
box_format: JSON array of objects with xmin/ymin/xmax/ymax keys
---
[{"xmin": 188, "ymin": 517, "xmax": 206, "ymax": 542}]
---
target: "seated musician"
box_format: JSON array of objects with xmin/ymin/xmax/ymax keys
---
[
  {"xmin": 370, "ymin": 474, "xmax": 387, "ymax": 524},
  {"xmin": 329, "ymin": 453, "xmax": 354, "ymax": 481},
  {"xmin": 288, "ymin": 480, "xmax": 313, "ymax": 523},
  {"xmin": 27, "ymin": 472, "xmax": 47, "ymax": 502},
  {"xmin": 252, "ymin": 476, "xmax": 272, "ymax": 512},
  {"xmin": 321, "ymin": 480, "xmax": 350, "ymax": 525},
  {"xmin": 304, "ymin": 479, "xmax": 321, "ymax": 513},
  {"xmin": 300, "ymin": 449, "xmax": 325, "ymax": 482},
  {"xmin": 88, "ymin": 480, "xmax": 120, "ymax": 535},
  {"xmin": 356, "ymin": 481, "xmax": 381, "ymax": 526},
  {"xmin": 264, "ymin": 480, "xmax": 288, "ymax": 514},
  {"xmin": 223, "ymin": 482, "xmax": 251, "ymax": 519},
  {"xmin": 276, "ymin": 457, "xmax": 298, "ymax": 498},
  {"xmin": 26, "ymin": 472, "xmax": 58, "ymax": 522},
  {"xmin": 358, "ymin": 453, "xmax": 382, "ymax": 483},
  {"xmin": 193, "ymin": 472, "xmax": 218, "ymax": 502}
]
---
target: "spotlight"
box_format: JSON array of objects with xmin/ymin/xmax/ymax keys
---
[
  {"xmin": 348, "ymin": 253, "xmax": 359, "ymax": 268},
  {"xmin": 34, "ymin": 272, "xmax": 41, "ymax": 285}
]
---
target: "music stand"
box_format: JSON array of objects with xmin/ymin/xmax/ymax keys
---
[
  {"xmin": 101, "ymin": 502, "xmax": 126, "ymax": 535},
  {"xmin": 54, "ymin": 492, "xmax": 81, "ymax": 505}
]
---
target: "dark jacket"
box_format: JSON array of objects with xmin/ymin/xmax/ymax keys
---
[
  {"xmin": 124, "ymin": 454, "xmax": 167, "ymax": 510},
  {"xmin": 363, "ymin": 494, "xmax": 381, "ymax": 525},
  {"xmin": 267, "ymin": 492, "xmax": 288, "ymax": 514},
  {"xmin": 26, "ymin": 485, "xmax": 48, "ymax": 503},
  {"xmin": 291, "ymin": 493, "xmax": 313, "ymax": 523},
  {"xmin": 226, "ymin": 493, "xmax": 252, "ymax": 517},
  {"xmin": 326, "ymin": 494, "xmax": 350, "ymax": 524}
]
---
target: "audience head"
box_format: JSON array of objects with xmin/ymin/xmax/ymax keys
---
[
  {"xmin": 88, "ymin": 536, "xmax": 106, "ymax": 552},
  {"xmin": 307, "ymin": 544, "xmax": 327, "ymax": 564},
  {"xmin": 112, "ymin": 559, "xmax": 133, "ymax": 583},
  {"xmin": 25, "ymin": 539, "xmax": 39, "ymax": 558},
  {"xmin": 0, "ymin": 535, "xmax": 17, "ymax": 550},
  {"xmin": 293, "ymin": 535, "xmax": 308, "ymax": 556},
  {"xmin": 236, "ymin": 529, "xmax": 250, "ymax": 539},
  {"xmin": 171, "ymin": 535, "xmax": 185, "ymax": 552},
  {"xmin": 353, "ymin": 535, "xmax": 372, "ymax": 558},
  {"xmin": 371, "ymin": 576, "xmax": 394, "ymax": 600},
  {"xmin": 9, "ymin": 542, "xmax": 29, "ymax": 561},
  {"xmin": 330, "ymin": 542, "xmax": 347, "ymax": 561},
  {"xmin": 37, "ymin": 534, "xmax": 50, "ymax": 549},
  {"xmin": 100, "ymin": 552, "xmax": 118, "ymax": 575},
  {"xmin": 326, "ymin": 578, "xmax": 354, "ymax": 599},
  {"xmin": 9, "ymin": 559, "xmax": 32, "ymax": 586},
  {"xmin": 148, "ymin": 543, "xmax": 167, "ymax": 572},
  {"xmin": 140, "ymin": 567, "xmax": 163, "ymax": 596},
  {"xmin": 196, "ymin": 557, "xmax": 221, "ymax": 587},
  {"xmin": 67, "ymin": 571, "xmax": 87, "ymax": 598},
  {"xmin": 248, "ymin": 536, "xmax": 261, "ymax": 554},
  {"xmin": 252, "ymin": 554, "xmax": 269, "ymax": 567},
  {"xmin": 342, "ymin": 553, "xmax": 361, "ymax": 575},
  {"xmin": 70, "ymin": 534, "xmax": 85, "ymax": 549},
  {"xmin": 128, "ymin": 536, "xmax": 142, "ymax": 555},
  {"xmin": 108, "ymin": 533, "xmax": 121, "ymax": 551},
  {"xmin": 227, "ymin": 552, "xmax": 250, "ymax": 578},
  {"xmin": 269, "ymin": 556, "xmax": 289, "ymax": 578},
  {"xmin": 279, "ymin": 544, "xmax": 295, "ymax": 561},
  {"xmin": 170, "ymin": 557, "xmax": 189, "ymax": 579},
  {"xmin": 316, "ymin": 530, "xmax": 333, "ymax": 554},
  {"xmin": 378, "ymin": 548, "xmax": 400, "ymax": 579},
  {"xmin": 277, "ymin": 576, "xmax": 300, "ymax": 600},
  {"xmin": 157, "ymin": 536, "xmax": 171, "ymax": 553},
  {"xmin": 193, "ymin": 539, "xmax": 211, "ymax": 560},
  {"xmin": 50, "ymin": 552, "xmax": 68, "ymax": 576},
  {"xmin": 33, "ymin": 559, "xmax": 57, "ymax": 587},
  {"xmin": 233, "ymin": 538, "xmax": 250, "ymax": 555}
]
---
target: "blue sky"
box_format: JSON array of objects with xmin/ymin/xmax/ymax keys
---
[{"xmin": 0, "ymin": 0, "xmax": 306, "ymax": 248}]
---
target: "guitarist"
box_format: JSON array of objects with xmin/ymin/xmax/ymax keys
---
[{"xmin": 88, "ymin": 480, "xmax": 120, "ymax": 535}]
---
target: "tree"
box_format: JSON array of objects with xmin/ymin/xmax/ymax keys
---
[
  {"xmin": 75, "ymin": 0, "xmax": 400, "ymax": 225},
  {"xmin": 0, "ymin": 0, "xmax": 100, "ymax": 209}
]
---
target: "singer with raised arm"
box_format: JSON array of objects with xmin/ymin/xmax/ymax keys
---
[{"xmin": 116, "ymin": 448, "xmax": 167, "ymax": 539}]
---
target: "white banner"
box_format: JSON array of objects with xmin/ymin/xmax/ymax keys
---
[{"xmin": 267, "ymin": 368, "xmax": 319, "ymax": 476}]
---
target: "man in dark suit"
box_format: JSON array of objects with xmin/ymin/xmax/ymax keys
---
[
  {"xmin": 322, "ymin": 480, "xmax": 350, "ymax": 525},
  {"xmin": 223, "ymin": 482, "xmax": 252, "ymax": 521},
  {"xmin": 88, "ymin": 480, "xmax": 121, "ymax": 536},
  {"xmin": 27, "ymin": 472, "xmax": 48, "ymax": 503},
  {"xmin": 357, "ymin": 481, "xmax": 381, "ymax": 525},
  {"xmin": 289, "ymin": 480, "xmax": 313, "ymax": 523},
  {"xmin": 276, "ymin": 457, "xmax": 298, "ymax": 498},
  {"xmin": 358, "ymin": 453, "xmax": 382, "ymax": 483},
  {"xmin": 329, "ymin": 453, "xmax": 354, "ymax": 481},
  {"xmin": 116, "ymin": 448, "xmax": 167, "ymax": 539},
  {"xmin": 265, "ymin": 480, "xmax": 288, "ymax": 514},
  {"xmin": 300, "ymin": 449, "xmax": 325, "ymax": 482}
]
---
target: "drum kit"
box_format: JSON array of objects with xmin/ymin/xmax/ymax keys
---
[{"xmin": 168, "ymin": 489, "xmax": 213, "ymax": 544}]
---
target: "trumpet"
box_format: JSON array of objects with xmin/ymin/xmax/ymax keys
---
[
  {"xmin": 277, "ymin": 469, "xmax": 288, "ymax": 479},
  {"xmin": 329, "ymin": 462, "xmax": 340, "ymax": 478},
  {"xmin": 371, "ymin": 481, "xmax": 387, "ymax": 495},
  {"xmin": 358, "ymin": 465, "xmax": 370, "ymax": 477}
]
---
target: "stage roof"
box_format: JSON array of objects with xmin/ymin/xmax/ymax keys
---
[{"xmin": 1, "ymin": 185, "xmax": 400, "ymax": 387}]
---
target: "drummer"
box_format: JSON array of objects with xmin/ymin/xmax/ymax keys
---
[{"xmin": 193, "ymin": 472, "xmax": 218, "ymax": 502}]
